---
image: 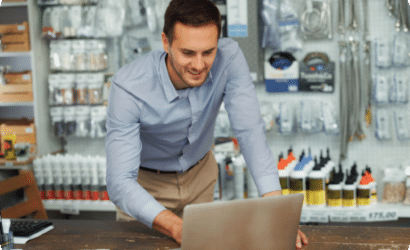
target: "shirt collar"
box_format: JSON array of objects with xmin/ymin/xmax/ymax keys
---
[{"xmin": 159, "ymin": 52, "xmax": 180, "ymax": 103}]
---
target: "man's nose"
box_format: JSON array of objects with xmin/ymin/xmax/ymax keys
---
[{"xmin": 192, "ymin": 55, "xmax": 205, "ymax": 71}]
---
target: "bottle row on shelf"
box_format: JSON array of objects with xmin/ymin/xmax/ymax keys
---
[{"xmin": 33, "ymin": 154, "xmax": 109, "ymax": 201}]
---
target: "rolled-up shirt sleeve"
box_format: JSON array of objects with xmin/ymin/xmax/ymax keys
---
[
  {"xmin": 105, "ymin": 79, "xmax": 166, "ymax": 228},
  {"xmin": 222, "ymin": 44, "xmax": 281, "ymax": 196}
]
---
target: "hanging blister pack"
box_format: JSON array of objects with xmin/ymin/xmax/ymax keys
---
[
  {"xmin": 50, "ymin": 107, "xmax": 66, "ymax": 137},
  {"xmin": 75, "ymin": 74, "xmax": 89, "ymax": 105},
  {"xmin": 59, "ymin": 74, "xmax": 76, "ymax": 106},
  {"xmin": 60, "ymin": 40, "xmax": 75, "ymax": 71},
  {"xmin": 49, "ymin": 41, "xmax": 61, "ymax": 71},
  {"xmin": 373, "ymin": 74, "xmax": 390, "ymax": 105},
  {"xmin": 375, "ymin": 38, "xmax": 392, "ymax": 69},
  {"xmin": 299, "ymin": 0, "xmax": 332, "ymax": 40},
  {"xmin": 321, "ymin": 101, "xmax": 339, "ymax": 135},
  {"xmin": 390, "ymin": 72, "xmax": 409, "ymax": 104},
  {"xmin": 392, "ymin": 34, "xmax": 410, "ymax": 67},
  {"xmin": 94, "ymin": 0, "xmax": 126, "ymax": 37},
  {"xmin": 261, "ymin": 0, "xmax": 281, "ymax": 50},
  {"xmin": 393, "ymin": 110, "xmax": 410, "ymax": 140},
  {"xmin": 375, "ymin": 109, "xmax": 391, "ymax": 140},
  {"xmin": 259, "ymin": 101, "xmax": 275, "ymax": 131},
  {"xmin": 49, "ymin": 74, "xmax": 63, "ymax": 106},
  {"xmin": 77, "ymin": 6, "xmax": 97, "ymax": 38},
  {"xmin": 299, "ymin": 100, "xmax": 322, "ymax": 133},
  {"xmin": 299, "ymin": 52, "xmax": 335, "ymax": 92},
  {"xmin": 278, "ymin": 0, "xmax": 302, "ymax": 52},
  {"xmin": 75, "ymin": 106, "xmax": 91, "ymax": 137},
  {"xmin": 90, "ymin": 106, "xmax": 107, "ymax": 138},
  {"xmin": 64, "ymin": 107, "xmax": 77, "ymax": 137},
  {"xmin": 278, "ymin": 101, "xmax": 295, "ymax": 134}
]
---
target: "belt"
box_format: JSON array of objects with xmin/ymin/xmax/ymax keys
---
[{"xmin": 139, "ymin": 152, "xmax": 208, "ymax": 174}]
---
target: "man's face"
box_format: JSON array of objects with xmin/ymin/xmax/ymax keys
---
[{"xmin": 162, "ymin": 22, "xmax": 219, "ymax": 90}]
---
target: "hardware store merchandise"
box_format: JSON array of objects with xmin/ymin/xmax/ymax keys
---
[{"xmin": 1, "ymin": 0, "xmax": 410, "ymax": 249}]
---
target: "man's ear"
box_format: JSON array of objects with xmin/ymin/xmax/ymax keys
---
[{"xmin": 161, "ymin": 32, "xmax": 170, "ymax": 53}]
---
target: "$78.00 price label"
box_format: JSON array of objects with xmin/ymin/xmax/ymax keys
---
[{"xmin": 367, "ymin": 210, "xmax": 398, "ymax": 222}]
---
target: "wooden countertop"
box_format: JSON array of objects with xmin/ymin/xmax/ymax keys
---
[{"xmin": 15, "ymin": 220, "xmax": 410, "ymax": 250}]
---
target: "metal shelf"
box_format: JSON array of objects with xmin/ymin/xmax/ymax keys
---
[
  {"xmin": 43, "ymin": 200, "xmax": 116, "ymax": 213},
  {"xmin": 0, "ymin": 101, "xmax": 33, "ymax": 107},
  {"xmin": 0, "ymin": 1, "xmax": 28, "ymax": 7},
  {"xmin": 300, "ymin": 203, "xmax": 410, "ymax": 224},
  {"xmin": 0, "ymin": 51, "xmax": 31, "ymax": 57}
]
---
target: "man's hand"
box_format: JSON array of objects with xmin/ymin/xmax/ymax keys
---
[
  {"xmin": 152, "ymin": 210, "xmax": 183, "ymax": 244},
  {"xmin": 262, "ymin": 191, "xmax": 308, "ymax": 249}
]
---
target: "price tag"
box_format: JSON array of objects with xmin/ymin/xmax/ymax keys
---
[
  {"xmin": 349, "ymin": 211, "xmax": 368, "ymax": 222},
  {"xmin": 329, "ymin": 210, "xmax": 351, "ymax": 223},
  {"xmin": 300, "ymin": 208, "xmax": 310, "ymax": 223},
  {"xmin": 5, "ymin": 161, "xmax": 13, "ymax": 168},
  {"xmin": 367, "ymin": 210, "xmax": 398, "ymax": 222},
  {"xmin": 60, "ymin": 202, "xmax": 80, "ymax": 215},
  {"xmin": 309, "ymin": 209, "xmax": 329, "ymax": 223}
]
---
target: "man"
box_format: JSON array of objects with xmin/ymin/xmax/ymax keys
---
[{"xmin": 105, "ymin": 0, "xmax": 308, "ymax": 248}]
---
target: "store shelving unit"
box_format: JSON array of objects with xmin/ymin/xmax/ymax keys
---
[
  {"xmin": 43, "ymin": 200, "xmax": 115, "ymax": 213},
  {"xmin": 0, "ymin": 0, "xmax": 61, "ymax": 155}
]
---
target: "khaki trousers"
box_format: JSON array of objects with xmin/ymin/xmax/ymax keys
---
[{"xmin": 116, "ymin": 151, "xmax": 218, "ymax": 221}]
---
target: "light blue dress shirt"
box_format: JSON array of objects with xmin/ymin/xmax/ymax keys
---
[{"xmin": 105, "ymin": 38, "xmax": 281, "ymax": 228}]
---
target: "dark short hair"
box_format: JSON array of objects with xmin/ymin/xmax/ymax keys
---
[{"xmin": 163, "ymin": 0, "xmax": 221, "ymax": 43}]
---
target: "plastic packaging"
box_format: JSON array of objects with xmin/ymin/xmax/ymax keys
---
[
  {"xmin": 76, "ymin": 74, "xmax": 89, "ymax": 105},
  {"xmin": 50, "ymin": 107, "xmax": 65, "ymax": 137},
  {"xmin": 87, "ymin": 73, "xmax": 104, "ymax": 105},
  {"xmin": 90, "ymin": 106, "xmax": 107, "ymax": 138},
  {"xmin": 375, "ymin": 38, "xmax": 392, "ymax": 69},
  {"xmin": 78, "ymin": 6, "xmax": 97, "ymax": 38},
  {"xmin": 299, "ymin": 0, "xmax": 332, "ymax": 40},
  {"xmin": 390, "ymin": 72, "xmax": 409, "ymax": 105},
  {"xmin": 261, "ymin": 0, "xmax": 281, "ymax": 50},
  {"xmin": 49, "ymin": 41, "xmax": 61, "ymax": 71},
  {"xmin": 381, "ymin": 168, "xmax": 406, "ymax": 203},
  {"xmin": 72, "ymin": 40, "xmax": 87, "ymax": 71},
  {"xmin": 392, "ymin": 34, "xmax": 410, "ymax": 67},
  {"xmin": 60, "ymin": 40, "xmax": 75, "ymax": 71},
  {"xmin": 298, "ymin": 100, "xmax": 323, "ymax": 133},
  {"xmin": 373, "ymin": 73, "xmax": 390, "ymax": 105},
  {"xmin": 403, "ymin": 165, "xmax": 410, "ymax": 205},
  {"xmin": 75, "ymin": 106, "xmax": 91, "ymax": 137},
  {"xmin": 64, "ymin": 107, "xmax": 77, "ymax": 137},
  {"xmin": 394, "ymin": 109, "xmax": 410, "ymax": 140},
  {"xmin": 49, "ymin": 74, "xmax": 63, "ymax": 106},
  {"xmin": 278, "ymin": 102, "xmax": 295, "ymax": 135},
  {"xmin": 59, "ymin": 74, "xmax": 75, "ymax": 105},
  {"xmin": 375, "ymin": 109, "xmax": 391, "ymax": 140},
  {"xmin": 278, "ymin": 0, "xmax": 302, "ymax": 52}
]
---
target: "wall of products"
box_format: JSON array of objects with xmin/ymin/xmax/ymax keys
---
[{"xmin": 8, "ymin": 0, "xmax": 408, "ymax": 217}]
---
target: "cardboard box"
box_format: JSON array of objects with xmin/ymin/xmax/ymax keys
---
[
  {"xmin": 4, "ymin": 71, "xmax": 32, "ymax": 84},
  {"xmin": 0, "ymin": 83, "xmax": 33, "ymax": 103},
  {"xmin": 0, "ymin": 22, "xmax": 29, "ymax": 35},
  {"xmin": 0, "ymin": 119, "xmax": 36, "ymax": 155},
  {"xmin": 0, "ymin": 22, "xmax": 30, "ymax": 52}
]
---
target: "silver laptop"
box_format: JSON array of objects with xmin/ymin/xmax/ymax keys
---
[{"xmin": 172, "ymin": 193, "xmax": 304, "ymax": 250}]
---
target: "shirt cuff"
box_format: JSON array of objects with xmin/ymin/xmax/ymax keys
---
[
  {"xmin": 255, "ymin": 174, "xmax": 282, "ymax": 196},
  {"xmin": 138, "ymin": 200, "xmax": 167, "ymax": 228}
]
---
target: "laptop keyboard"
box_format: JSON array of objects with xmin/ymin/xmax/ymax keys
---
[{"xmin": 10, "ymin": 220, "xmax": 53, "ymax": 237}]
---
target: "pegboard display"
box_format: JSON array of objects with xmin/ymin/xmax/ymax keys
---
[{"xmin": 259, "ymin": 0, "xmax": 410, "ymax": 200}]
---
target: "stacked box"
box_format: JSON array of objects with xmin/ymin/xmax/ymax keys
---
[
  {"xmin": 0, "ymin": 119, "xmax": 36, "ymax": 156},
  {"xmin": 0, "ymin": 22, "xmax": 30, "ymax": 52},
  {"xmin": 0, "ymin": 71, "xmax": 33, "ymax": 103}
]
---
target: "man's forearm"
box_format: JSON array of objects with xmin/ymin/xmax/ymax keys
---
[
  {"xmin": 152, "ymin": 210, "xmax": 184, "ymax": 244},
  {"xmin": 261, "ymin": 190, "xmax": 283, "ymax": 197}
]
